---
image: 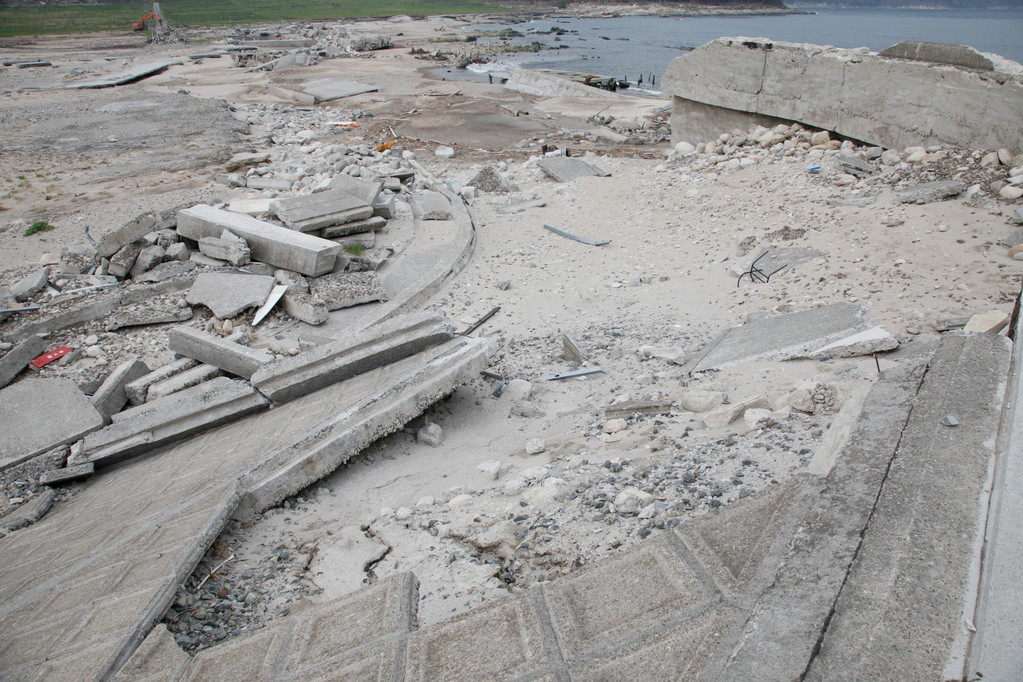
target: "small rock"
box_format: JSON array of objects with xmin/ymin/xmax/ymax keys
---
[
  {"xmin": 504, "ymin": 378, "xmax": 533, "ymax": 403},
  {"xmin": 614, "ymin": 487, "xmax": 654, "ymax": 514},
  {"xmin": 417, "ymin": 422, "xmax": 443, "ymax": 447},
  {"xmin": 525, "ymin": 438, "xmax": 546, "ymax": 455},
  {"xmin": 477, "ymin": 460, "xmax": 504, "ymax": 480},
  {"xmin": 940, "ymin": 415, "xmax": 960, "ymax": 427},
  {"xmin": 603, "ymin": 418, "xmax": 628, "ymax": 434},
  {"xmin": 1000, "ymin": 185, "xmax": 1023, "ymax": 201},
  {"xmin": 435, "ymin": 146, "xmax": 455, "ymax": 159}
]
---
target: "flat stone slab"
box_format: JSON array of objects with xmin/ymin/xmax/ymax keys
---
[
  {"xmin": 105, "ymin": 302, "xmax": 193, "ymax": 331},
  {"xmin": 688, "ymin": 302, "xmax": 893, "ymax": 373},
  {"xmin": 328, "ymin": 175, "xmax": 384, "ymax": 205},
  {"xmin": 537, "ymin": 156, "xmax": 610, "ymax": 182},
  {"xmin": 177, "ymin": 205, "xmax": 340, "ymax": 277},
  {"xmin": 186, "ymin": 272, "xmax": 275, "ymax": 319},
  {"xmin": 299, "ymin": 78, "xmax": 378, "ymax": 103},
  {"xmin": 68, "ymin": 61, "xmax": 181, "ymax": 89},
  {"xmin": 0, "ymin": 379, "xmax": 104, "ymax": 470},
  {"xmin": 39, "ymin": 462, "xmax": 95, "ymax": 486},
  {"xmin": 411, "ymin": 192, "xmax": 454, "ymax": 220},
  {"xmin": 272, "ymin": 189, "xmax": 373, "ymax": 232},
  {"xmin": 310, "ymin": 271, "xmax": 388, "ymax": 311}
]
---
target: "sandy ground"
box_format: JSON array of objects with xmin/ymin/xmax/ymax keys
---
[{"xmin": 2, "ymin": 11, "xmax": 1022, "ymax": 651}]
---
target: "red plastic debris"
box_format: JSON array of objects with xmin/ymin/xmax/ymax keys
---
[{"xmin": 30, "ymin": 346, "xmax": 72, "ymax": 368}]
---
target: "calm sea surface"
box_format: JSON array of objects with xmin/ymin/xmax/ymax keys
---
[{"xmin": 450, "ymin": 9, "xmax": 1023, "ymax": 94}]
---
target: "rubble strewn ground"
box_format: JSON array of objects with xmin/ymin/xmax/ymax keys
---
[{"xmin": 1, "ymin": 9, "xmax": 1021, "ymax": 667}]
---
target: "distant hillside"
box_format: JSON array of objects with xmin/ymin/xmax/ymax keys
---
[{"xmin": 789, "ymin": 0, "xmax": 1023, "ymax": 7}]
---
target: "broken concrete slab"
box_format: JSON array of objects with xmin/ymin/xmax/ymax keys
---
[
  {"xmin": 688, "ymin": 302, "xmax": 891, "ymax": 374},
  {"xmin": 12, "ymin": 267, "xmax": 49, "ymax": 302},
  {"xmin": 271, "ymin": 189, "xmax": 373, "ymax": 232},
  {"xmin": 298, "ymin": 78, "xmax": 378, "ymax": 103},
  {"xmin": 604, "ymin": 399, "xmax": 675, "ymax": 420},
  {"xmin": 320, "ymin": 216, "xmax": 387, "ymax": 239},
  {"xmin": 251, "ymin": 311, "xmax": 455, "ymax": 404},
  {"xmin": 186, "ymin": 271, "xmax": 275, "ymax": 319},
  {"xmin": 129, "ymin": 245, "xmax": 165, "ymax": 279},
  {"xmin": 39, "ymin": 462, "xmax": 94, "ymax": 486},
  {"xmin": 227, "ymin": 198, "xmax": 273, "ymax": 216},
  {"xmin": 810, "ymin": 326, "xmax": 900, "ymax": 358},
  {"xmin": 374, "ymin": 193, "xmax": 397, "ymax": 219},
  {"xmin": 281, "ymin": 290, "xmax": 329, "ymax": 325},
  {"xmin": 147, "ymin": 364, "xmax": 223, "ymax": 402},
  {"xmin": 198, "ymin": 234, "xmax": 250, "ymax": 266},
  {"xmin": 168, "ymin": 326, "xmax": 272, "ymax": 380},
  {"xmin": 0, "ymin": 379, "xmax": 104, "ymax": 470},
  {"xmin": 224, "ymin": 151, "xmax": 270, "ymax": 172},
  {"xmin": 246, "ymin": 177, "xmax": 293, "ymax": 192},
  {"xmin": 97, "ymin": 212, "xmax": 157, "ymax": 259},
  {"xmin": 0, "ymin": 334, "xmax": 46, "ymax": 389},
  {"xmin": 237, "ymin": 335, "xmax": 490, "ymax": 517},
  {"xmin": 897, "ymin": 180, "xmax": 966, "ymax": 204},
  {"xmin": 5, "ymin": 292, "xmax": 122, "ymax": 343},
  {"xmin": 0, "ymin": 487, "xmax": 55, "ymax": 533},
  {"xmin": 964, "ymin": 310, "xmax": 1011, "ymax": 334},
  {"xmin": 537, "ymin": 156, "xmax": 610, "ymax": 182},
  {"xmin": 310, "ymin": 271, "xmax": 388, "ymax": 311},
  {"xmin": 120, "ymin": 277, "xmax": 194, "ymax": 305},
  {"xmin": 108, "ymin": 241, "xmax": 144, "ymax": 279},
  {"xmin": 125, "ymin": 358, "xmax": 199, "ymax": 406},
  {"xmin": 835, "ymin": 155, "xmax": 875, "ymax": 177},
  {"xmin": 135, "ymin": 260, "xmax": 198, "ymax": 284},
  {"xmin": 177, "ymin": 205, "xmax": 340, "ymax": 277},
  {"xmin": 412, "ymin": 192, "xmax": 454, "ymax": 220},
  {"xmin": 91, "ymin": 358, "xmax": 150, "ymax": 422},
  {"xmin": 105, "ymin": 301, "xmax": 193, "ymax": 331},
  {"xmin": 468, "ymin": 165, "xmax": 514, "ymax": 193},
  {"xmin": 328, "ymin": 175, "xmax": 384, "ymax": 205},
  {"xmin": 68, "ymin": 60, "xmax": 182, "ymax": 89},
  {"xmin": 703, "ymin": 396, "xmax": 770, "ymax": 429},
  {"xmin": 83, "ymin": 377, "xmax": 269, "ymax": 467}
]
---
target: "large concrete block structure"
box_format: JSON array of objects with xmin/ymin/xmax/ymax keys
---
[{"xmin": 662, "ymin": 37, "xmax": 1023, "ymax": 152}]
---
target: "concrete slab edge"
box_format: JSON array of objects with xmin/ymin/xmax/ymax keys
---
[
  {"xmin": 100, "ymin": 489, "xmax": 241, "ymax": 682},
  {"xmin": 234, "ymin": 337, "xmax": 490, "ymax": 519}
]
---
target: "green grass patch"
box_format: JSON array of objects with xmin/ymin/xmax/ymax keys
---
[
  {"xmin": 0, "ymin": 0, "xmax": 512, "ymax": 38},
  {"xmin": 343, "ymin": 243, "xmax": 369, "ymax": 256},
  {"xmin": 24, "ymin": 220, "xmax": 55, "ymax": 236}
]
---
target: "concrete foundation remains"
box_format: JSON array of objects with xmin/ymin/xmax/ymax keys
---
[{"xmin": 662, "ymin": 37, "xmax": 1023, "ymax": 151}]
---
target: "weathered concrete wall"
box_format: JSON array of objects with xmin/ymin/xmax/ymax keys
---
[{"xmin": 663, "ymin": 37, "xmax": 1023, "ymax": 152}]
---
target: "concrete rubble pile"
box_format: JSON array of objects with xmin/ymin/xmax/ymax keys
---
[{"xmin": 225, "ymin": 23, "xmax": 393, "ymax": 71}]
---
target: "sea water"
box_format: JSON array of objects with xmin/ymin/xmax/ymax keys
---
[{"xmin": 441, "ymin": 8, "xmax": 1023, "ymax": 95}]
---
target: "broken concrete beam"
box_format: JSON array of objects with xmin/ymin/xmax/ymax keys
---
[
  {"xmin": 604, "ymin": 399, "xmax": 675, "ymax": 420},
  {"xmin": 246, "ymin": 177, "xmax": 293, "ymax": 192},
  {"xmin": 373, "ymin": 194, "xmax": 396, "ymax": 219},
  {"xmin": 0, "ymin": 334, "xmax": 46, "ymax": 390},
  {"xmin": 320, "ymin": 216, "xmax": 387, "ymax": 239},
  {"xmin": 12, "ymin": 267, "xmax": 49, "ymax": 302},
  {"xmin": 129, "ymin": 245, "xmax": 165, "ymax": 279},
  {"xmin": 120, "ymin": 277, "xmax": 195, "ymax": 306},
  {"xmin": 83, "ymin": 377, "xmax": 269, "ymax": 467},
  {"xmin": 198, "ymin": 236, "xmax": 250, "ymax": 266},
  {"xmin": 299, "ymin": 78, "xmax": 378, "ymax": 103},
  {"xmin": 108, "ymin": 241, "xmax": 143, "ymax": 279},
  {"xmin": 236, "ymin": 335, "xmax": 490, "ymax": 518},
  {"xmin": 328, "ymin": 175, "xmax": 384, "ymax": 205},
  {"xmin": 412, "ymin": 192, "xmax": 454, "ymax": 220},
  {"xmin": 537, "ymin": 156, "xmax": 610, "ymax": 182},
  {"xmin": 39, "ymin": 462, "xmax": 94, "ymax": 486},
  {"xmin": 274, "ymin": 269, "xmax": 309, "ymax": 293},
  {"xmin": 105, "ymin": 301, "xmax": 193, "ymax": 331},
  {"xmin": 97, "ymin": 212, "xmax": 157, "ymax": 259},
  {"xmin": 6, "ymin": 293, "xmax": 122, "ymax": 343},
  {"xmin": 835, "ymin": 155, "xmax": 875, "ymax": 177},
  {"xmin": 282, "ymin": 290, "xmax": 329, "ymax": 325},
  {"xmin": 0, "ymin": 379, "xmax": 104, "ymax": 470},
  {"xmin": 897, "ymin": 180, "xmax": 966, "ymax": 204},
  {"xmin": 271, "ymin": 189, "xmax": 374, "ymax": 232},
  {"xmin": 168, "ymin": 326, "xmax": 272, "ymax": 380},
  {"xmin": 251, "ymin": 311, "xmax": 455, "ymax": 403},
  {"xmin": 309, "ymin": 271, "xmax": 388, "ymax": 311},
  {"xmin": 964, "ymin": 310, "xmax": 1010, "ymax": 334},
  {"xmin": 147, "ymin": 364, "xmax": 223, "ymax": 402},
  {"xmin": 125, "ymin": 358, "xmax": 199, "ymax": 405},
  {"xmin": 177, "ymin": 205, "xmax": 340, "ymax": 277},
  {"xmin": 224, "ymin": 151, "xmax": 270, "ymax": 172},
  {"xmin": 809, "ymin": 326, "xmax": 899, "ymax": 358},
  {"xmin": 186, "ymin": 271, "xmax": 275, "ymax": 319},
  {"xmin": 0, "ymin": 487, "xmax": 56, "ymax": 533},
  {"xmin": 135, "ymin": 260, "xmax": 198, "ymax": 284},
  {"xmin": 91, "ymin": 358, "xmax": 150, "ymax": 422}
]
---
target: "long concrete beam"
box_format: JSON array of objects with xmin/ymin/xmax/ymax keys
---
[
  {"xmin": 176, "ymin": 205, "xmax": 340, "ymax": 277},
  {"xmin": 250, "ymin": 311, "xmax": 455, "ymax": 403}
]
